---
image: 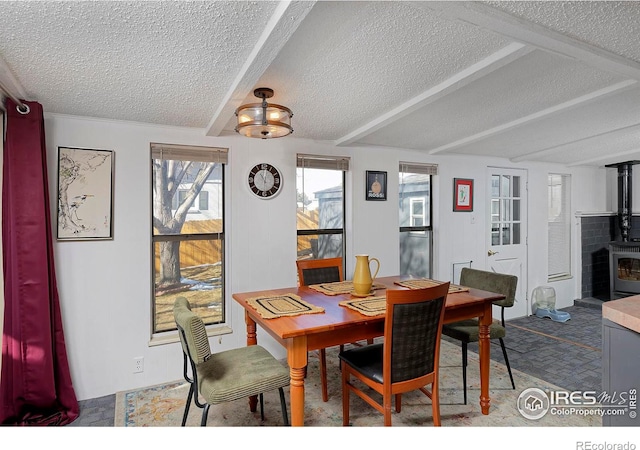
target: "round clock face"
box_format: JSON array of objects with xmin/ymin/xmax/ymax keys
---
[{"xmin": 248, "ymin": 163, "xmax": 282, "ymax": 199}]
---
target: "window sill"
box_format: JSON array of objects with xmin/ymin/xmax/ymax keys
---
[{"xmin": 148, "ymin": 325, "xmax": 233, "ymax": 347}]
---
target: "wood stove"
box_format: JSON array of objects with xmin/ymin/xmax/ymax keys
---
[
  {"xmin": 607, "ymin": 161, "xmax": 640, "ymax": 299},
  {"xmin": 609, "ymin": 241, "xmax": 640, "ymax": 299}
]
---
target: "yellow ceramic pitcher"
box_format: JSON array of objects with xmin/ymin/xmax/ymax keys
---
[{"xmin": 352, "ymin": 254, "xmax": 380, "ymax": 296}]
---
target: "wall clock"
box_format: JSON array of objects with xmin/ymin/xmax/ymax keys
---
[{"xmin": 248, "ymin": 163, "xmax": 282, "ymax": 199}]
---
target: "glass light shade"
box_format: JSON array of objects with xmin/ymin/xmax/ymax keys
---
[{"xmin": 235, "ymin": 102, "xmax": 293, "ymax": 139}]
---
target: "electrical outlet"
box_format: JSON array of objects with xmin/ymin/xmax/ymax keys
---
[{"xmin": 133, "ymin": 357, "xmax": 144, "ymax": 373}]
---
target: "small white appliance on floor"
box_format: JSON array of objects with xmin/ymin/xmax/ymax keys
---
[{"xmin": 532, "ymin": 286, "xmax": 571, "ymax": 322}]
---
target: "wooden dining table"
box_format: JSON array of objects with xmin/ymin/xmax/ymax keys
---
[{"xmin": 232, "ymin": 275, "xmax": 505, "ymax": 426}]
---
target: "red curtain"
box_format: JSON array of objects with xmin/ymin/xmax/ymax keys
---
[{"xmin": 0, "ymin": 99, "xmax": 78, "ymax": 425}]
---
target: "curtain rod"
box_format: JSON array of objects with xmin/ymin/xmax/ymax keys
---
[{"xmin": 0, "ymin": 80, "xmax": 30, "ymax": 114}]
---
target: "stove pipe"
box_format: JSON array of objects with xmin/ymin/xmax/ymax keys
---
[
  {"xmin": 618, "ymin": 164, "xmax": 632, "ymax": 242},
  {"xmin": 607, "ymin": 161, "xmax": 640, "ymax": 242}
]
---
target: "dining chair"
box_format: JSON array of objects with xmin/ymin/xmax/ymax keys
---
[
  {"xmin": 442, "ymin": 267, "xmax": 517, "ymax": 404},
  {"xmin": 173, "ymin": 297, "xmax": 290, "ymax": 426},
  {"xmin": 296, "ymin": 257, "xmax": 344, "ymax": 402},
  {"xmin": 339, "ymin": 283, "xmax": 449, "ymax": 426}
]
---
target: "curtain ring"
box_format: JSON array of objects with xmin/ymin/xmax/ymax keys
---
[{"xmin": 16, "ymin": 103, "xmax": 30, "ymax": 115}]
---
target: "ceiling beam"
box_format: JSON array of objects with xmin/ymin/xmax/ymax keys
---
[
  {"xmin": 204, "ymin": 1, "xmax": 315, "ymax": 137},
  {"xmin": 511, "ymin": 115, "xmax": 640, "ymax": 164},
  {"xmin": 567, "ymin": 146, "xmax": 640, "ymax": 168},
  {"xmin": 333, "ymin": 42, "xmax": 532, "ymax": 147},
  {"xmin": 430, "ymin": 79, "xmax": 637, "ymax": 156},
  {"xmin": 425, "ymin": 1, "xmax": 640, "ymax": 80}
]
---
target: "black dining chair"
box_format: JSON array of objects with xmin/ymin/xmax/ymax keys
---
[
  {"xmin": 296, "ymin": 257, "xmax": 343, "ymax": 402},
  {"xmin": 339, "ymin": 283, "xmax": 449, "ymax": 426}
]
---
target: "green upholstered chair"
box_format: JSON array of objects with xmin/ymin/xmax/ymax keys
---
[
  {"xmin": 442, "ymin": 267, "xmax": 517, "ymax": 404},
  {"xmin": 173, "ymin": 297, "xmax": 290, "ymax": 426},
  {"xmin": 339, "ymin": 283, "xmax": 449, "ymax": 426}
]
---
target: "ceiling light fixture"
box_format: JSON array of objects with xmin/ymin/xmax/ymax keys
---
[{"xmin": 235, "ymin": 87, "xmax": 293, "ymax": 139}]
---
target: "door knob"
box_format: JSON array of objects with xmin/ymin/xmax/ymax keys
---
[{"xmin": 488, "ymin": 250, "xmax": 499, "ymax": 256}]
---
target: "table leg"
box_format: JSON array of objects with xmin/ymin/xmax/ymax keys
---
[
  {"xmin": 287, "ymin": 337, "xmax": 308, "ymax": 426},
  {"xmin": 245, "ymin": 311, "xmax": 258, "ymax": 412},
  {"xmin": 478, "ymin": 302, "xmax": 492, "ymax": 415}
]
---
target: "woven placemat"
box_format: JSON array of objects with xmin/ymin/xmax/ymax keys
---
[
  {"xmin": 309, "ymin": 280, "xmax": 385, "ymax": 296},
  {"xmin": 246, "ymin": 293, "xmax": 324, "ymax": 319},
  {"xmin": 394, "ymin": 278, "xmax": 469, "ymax": 293},
  {"xmin": 339, "ymin": 296, "xmax": 386, "ymax": 317}
]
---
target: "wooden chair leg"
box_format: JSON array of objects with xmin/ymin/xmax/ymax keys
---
[
  {"xmin": 383, "ymin": 393, "xmax": 393, "ymax": 426},
  {"xmin": 342, "ymin": 367, "xmax": 350, "ymax": 426},
  {"xmin": 432, "ymin": 380, "xmax": 441, "ymax": 426},
  {"xmin": 395, "ymin": 393, "xmax": 402, "ymax": 413},
  {"xmin": 319, "ymin": 348, "xmax": 328, "ymax": 402}
]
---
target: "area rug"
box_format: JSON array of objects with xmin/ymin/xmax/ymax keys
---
[{"xmin": 115, "ymin": 340, "xmax": 601, "ymax": 427}]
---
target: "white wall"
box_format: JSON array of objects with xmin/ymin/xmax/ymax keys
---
[{"xmin": 41, "ymin": 113, "xmax": 607, "ymax": 400}]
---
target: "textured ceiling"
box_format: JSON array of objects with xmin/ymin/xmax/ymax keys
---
[{"xmin": 1, "ymin": 1, "xmax": 639, "ymax": 167}]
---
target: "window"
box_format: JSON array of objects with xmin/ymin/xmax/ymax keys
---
[
  {"xmin": 399, "ymin": 162, "xmax": 436, "ymax": 278},
  {"xmin": 410, "ymin": 198, "xmax": 425, "ymax": 230},
  {"xmin": 199, "ymin": 191, "xmax": 209, "ymax": 210},
  {"xmin": 151, "ymin": 143, "xmax": 227, "ymax": 334},
  {"xmin": 548, "ymin": 173, "xmax": 571, "ymax": 280},
  {"xmin": 173, "ymin": 190, "xmax": 208, "ymax": 212},
  {"xmin": 491, "ymin": 174, "xmax": 521, "ymax": 246},
  {"xmin": 296, "ymin": 154, "xmax": 349, "ymax": 262}
]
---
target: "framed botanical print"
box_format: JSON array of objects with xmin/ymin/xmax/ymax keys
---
[
  {"xmin": 453, "ymin": 178, "xmax": 473, "ymax": 212},
  {"xmin": 56, "ymin": 147, "xmax": 114, "ymax": 240}
]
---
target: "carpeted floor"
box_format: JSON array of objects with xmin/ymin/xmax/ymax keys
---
[
  {"xmin": 67, "ymin": 304, "xmax": 606, "ymax": 427},
  {"xmin": 114, "ymin": 339, "xmax": 601, "ymax": 427}
]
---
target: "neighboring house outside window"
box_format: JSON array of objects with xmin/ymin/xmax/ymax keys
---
[
  {"xmin": 151, "ymin": 143, "xmax": 227, "ymax": 334},
  {"xmin": 173, "ymin": 189, "xmax": 210, "ymax": 213}
]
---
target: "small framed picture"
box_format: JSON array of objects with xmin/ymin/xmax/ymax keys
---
[
  {"xmin": 366, "ymin": 170, "xmax": 387, "ymax": 201},
  {"xmin": 453, "ymin": 178, "xmax": 473, "ymax": 212}
]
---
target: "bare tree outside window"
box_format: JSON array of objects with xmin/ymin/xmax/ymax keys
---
[
  {"xmin": 153, "ymin": 159, "xmax": 216, "ymax": 285},
  {"xmin": 151, "ymin": 144, "xmax": 226, "ymax": 333}
]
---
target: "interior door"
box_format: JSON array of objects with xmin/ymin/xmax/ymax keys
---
[{"xmin": 487, "ymin": 167, "xmax": 528, "ymax": 319}]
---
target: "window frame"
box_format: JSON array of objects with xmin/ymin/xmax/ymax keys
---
[
  {"xmin": 548, "ymin": 173, "xmax": 572, "ymax": 281},
  {"xmin": 296, "ymin": 154, "xmax": 350, "ymax": 265},
  {"xmin": 150, "ymin": 143, "xmax": 230, "ymax": 341},
  {"xmin": 399, "ymin": 162, "xmax": 436, "ymax": 278}
]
